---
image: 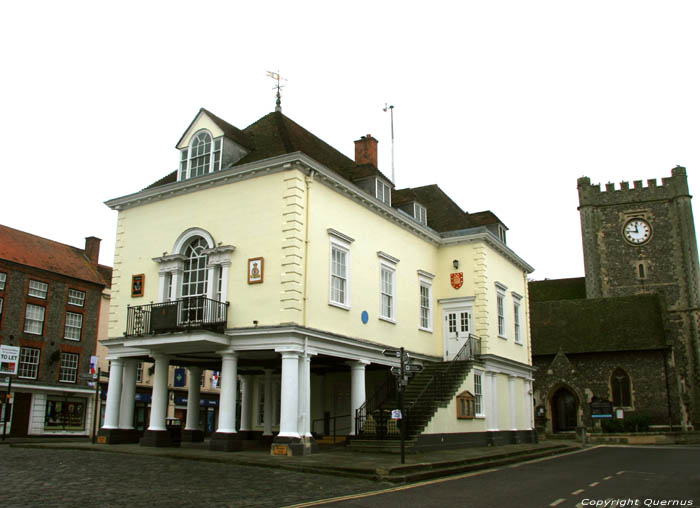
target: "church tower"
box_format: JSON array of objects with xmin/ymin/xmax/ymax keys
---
[{"xmin": 577, "ymin": 166, "xmax": 700, "ymax": 428}]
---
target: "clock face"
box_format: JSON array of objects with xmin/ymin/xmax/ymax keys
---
[{"xmin": 623, "ymin": 218, "xmax": 651, "ymax": 245}]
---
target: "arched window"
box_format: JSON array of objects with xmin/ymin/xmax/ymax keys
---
[
  {"xmin": 611, "ymin": 368, "xmax": 632, "ymax": 407},
  {"xmin": 182, "ymin": 236, "xmax": 209, "ymax": 298},
  {"xmin": 179, "ymin": 131, "xmax": 223, "ymax": 180},
  {"xmin": 190, "ymin": 132, "xmax": 212, "ymax": 178}
]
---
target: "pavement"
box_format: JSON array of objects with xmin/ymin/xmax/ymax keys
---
[{"xmin": 3, "ymin": 436, "xmax": 582, "ymax": 483}]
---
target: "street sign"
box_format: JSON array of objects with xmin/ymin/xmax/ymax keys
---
[
  {"xmin": 79, "ymin": 373, "xmax": 98, "ymax": 380},
  {"xmin": 391, "ymin": 409, "xmax": 402, "ymax": 420},
  {"xmin": 390, "ymin": 366, "xmax": 402, "ymax": 376},
  {"xmin": 405, "ymin": 364, "xmax": 424, "ymax": 373},
  {"xmin": 383, "ymin": 349, "xmax": 401, "ymax": 358},
  {"xmin": 0, "ymin": 345, "xmax": 20, "ymax": 375}
]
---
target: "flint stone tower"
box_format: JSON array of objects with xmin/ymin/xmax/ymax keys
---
[{"xmin": 578, "ymin": 166, "xmax": 700, "ymax": 428}]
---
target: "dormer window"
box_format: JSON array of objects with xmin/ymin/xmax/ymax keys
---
[
  {"xmin": 498, "ymin": 225, "xmax": 507, "ymax": 244},
  {"xmin": 376, "ymin": 179, "xmax": 391, "ymax": 206},
  {"xmin": 414, "ymin": 203, "xmax": 427, "ymax": 225},
  {"xmin": 179, "ymin": 131, "xmax": 222, "ymax": 180}
]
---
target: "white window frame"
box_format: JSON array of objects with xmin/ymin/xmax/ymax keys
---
[
  {"xmin": 0, "ymin": 272, "xmax": 6, "ymax": 290},
  {"xmin": 418, "ymin": 270, "xmax": 435, "ymax": 332},
  {"xmin": 512, "ymin": 292, "xmax": 522, "ymax": 344},
  {"xmin": 59, "ymin": 352, "xmax": 79, "ymax": 383},
  {"xmin": 67, "ymin": 289, "xmax": 85, "ymax": 307},
  {"xmin": 378, "ymin": 252, "xmax": 399, "ymax": 323},
  {"xmin": 376, "ymin": 179, "xmax": 391, "ymax": 205},
  {"xmin": 28, "ymin": 280, "xmax": 48, "ymax": 299},
  {"xmin": 18, "ymin": 347, "xmax": 40, "ymax": 379},
  {"xmin": 64, "ymin": 312, "xmax": 83, "ymax": 341},
  {"xmin": 474, "ymin": 370, "xmax": 484, "ymax": 417},
  {"xmin": 414, "ymin": 203, "xmax": 427, "ymax": 225},
  {"xmin": 328, "ymin": 230, "xmax": 354, "ymax": 310},
  {"xmin": 24, "ymin": 304, "xmax": 46, "ymax": 335},
  {"xmin": 136, "ymin": 362, "xmax": 143, "ymax": 383},
  {"xmin": 495, "ymin": 282, "xmax": 507, "ymax": 339}
]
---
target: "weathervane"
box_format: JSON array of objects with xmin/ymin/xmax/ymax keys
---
[
  {"xmin": 266, "ymin": 70, "xmax": 287, "ymax": 113},
  {"xmin": 383, "ymin": 103, "xmax": 395, "ymax": 184}
]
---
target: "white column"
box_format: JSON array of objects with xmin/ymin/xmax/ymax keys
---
[
  {"xmin": 148, "ymin": 354, "xmax": 170, "ymax": 432},
  {"xmin": 118, "ymin": 360, "xmax": 137, "ymax": 430},
  {"xmin": 486, "ymin": 372, "xmax": 499, "ymax": 431},
  {"xmin": 525, "ymin": 379, "xmax": 534, "ymax": 430},
  {"xmin": 239, "ymin": 375, "xmax": 252, "ymax": 432},
  {"xmin": 206, "ymin": 265, "xmax": 216, "ymax": 300},
  {"xmin": 349, "ymin": 360, "xmax": 369, "ymax": 435},
  {"xmin": 509, "ymin": 375, "xmax": 517, "ymax": 430},
  {"xmin": 171, "ymin": 269, "xmax": 183, "ymax": 300},
  {"xmin": 217, "ymin": 351, "xmax": 238, "ymax": 433},
  {"xmin": 278, "ymin": 350, "xmax": 300, "ymax": 438},
  {"xmin": 102, "ymin": 358, "xmax": 123, "ymax": 430},
  {"xmin": 158, "ymin": 272, "xmax": 168, "ymax": 302},
  {"xmin": 185, "ymin": 366, "xmax": 202, "ymax": 431},
  {"xmin": 303, "ymin": 354, "xmax": 312, "ymax": 437},
  {"xmin": 263, "ymin": 369, "xmax": 273, "ymax": 436}
]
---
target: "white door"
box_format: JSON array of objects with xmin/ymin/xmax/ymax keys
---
[{"xmin": 443, "ymin": 308, "xmax": 472, "ymax": 360}]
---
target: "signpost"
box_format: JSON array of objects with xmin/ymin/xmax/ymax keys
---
[{"xmin": 382, "ymin": 346, "xmax": 425, "ymax": 465}]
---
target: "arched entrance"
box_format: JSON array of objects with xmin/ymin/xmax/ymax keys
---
[{"xmin": 551, "ymin": 387, "xmax": 578, "ymax": 432}]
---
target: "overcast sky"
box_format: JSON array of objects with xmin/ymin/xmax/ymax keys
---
[{"xmin": 2, "ymin": 1, "xmax": 699, "ymax": 280}]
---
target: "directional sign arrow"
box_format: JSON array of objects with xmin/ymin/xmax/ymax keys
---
[
  {"xmin": 405, "ymin": 364, "xmax": 424, "ymax": 373},
  {"xmin": 390, "ymin": 366, "xmax": 402, "ymax": 376},
  {"xmin": 383, "ymin": 349, "xmax": 401, "ymax": 358}
]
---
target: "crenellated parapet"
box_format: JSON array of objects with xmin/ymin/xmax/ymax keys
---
[{"xmin": 578, "ymin": 166, "xmax": 690, "ymax": 207}]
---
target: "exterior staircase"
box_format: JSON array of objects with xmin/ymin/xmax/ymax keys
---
[{"xmin": 349, "ymin": 336, "xmax": 481, "ymax": 452}]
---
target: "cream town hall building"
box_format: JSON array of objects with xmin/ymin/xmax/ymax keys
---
[{"xmin": 99, "ymin": 106, "xmax": 535, "ymax": 454}]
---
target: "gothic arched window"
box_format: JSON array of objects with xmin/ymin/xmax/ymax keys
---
[{"xmin": 611, "ymin": 368, "xmax": 632, "ymax": 407}]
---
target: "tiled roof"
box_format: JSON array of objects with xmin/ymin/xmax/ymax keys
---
[
  {"xmin": 0, "ymin": 225, "xmax": 108, "ymax": 286},
  {"xmin": 147, "ymin": 110, "xmax": 507, "ymax": 235},
  {"xmin": 529, "ymin": 278, "xmax": 587, "ymax": 302},
  {"xmin": 530, "ymin": 293, "xmax": 667, "ymax": 355}
]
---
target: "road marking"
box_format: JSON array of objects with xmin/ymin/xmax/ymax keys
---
[
  {"xmin": 571, "ymin": 489, "xmax": 584, "ymax": 495},
  {"xmin": 550, "ymin": 499, "xmax": 566, "ymax": 507},
  {"xmin": 603, "ymin": 476, "xmax": 613, "ymax": 480},
  {"xmin": 281, "ymin": 468, "xmax": 500, "ymax": 508},
  {"xmin": 589, "ymin": 481, "xmax": 600, "ymax": 487},
  {"xmin": 616, "ymin": 471, "xmax": 625, "ymax": 475}
]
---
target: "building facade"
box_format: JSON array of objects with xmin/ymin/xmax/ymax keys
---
[
  {"xmin": 100, "ymin": 108, "xmax": 535, "ymax": 453},
  {"xmin": 530, "ymin": 167, "xmax": 700, "ymax": 433},
  {"xmin": 0, "ymin": 225, "xmax": 110, "ymax": 437}
]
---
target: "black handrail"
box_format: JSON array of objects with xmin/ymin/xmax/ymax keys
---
[
  {"xmin": 311, "ymin": 414, "xmax": 351, "ymax": 444},
  {"xmin": 355, "ymin": 374, "xmax": 396, "ymax": 439},
  {"xmin": 125, "ymin": 296, "xmax": 229, "ymax": 337}
]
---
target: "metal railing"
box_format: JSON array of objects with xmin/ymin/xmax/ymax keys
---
[
  {"xmin": 355, "ymin": 335, "xmax": 482, "ymax": 440},
  {"xmin": 355, "ymin": 374, "xmax": 399, "ymax": 440},
  {"xmin": 125, "ymin": 297, "xmax": 229, "ymax": 337},
  {"xmin": 311, "ymin": 414, "xmax": 351, "ymax": 444}
]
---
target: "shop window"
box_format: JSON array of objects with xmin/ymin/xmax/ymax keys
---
[{"xmin": 44, "ymin": 396, "xmax": 87, "ymax": 430}]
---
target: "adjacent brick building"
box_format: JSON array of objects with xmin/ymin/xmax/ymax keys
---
[
  {"xmin": 530, "ymin": 167, "xmax": 700, "ymax": 432},
  {"xmin": 0, "ymin": 225, "xmax": 111, "ymax": 436}
]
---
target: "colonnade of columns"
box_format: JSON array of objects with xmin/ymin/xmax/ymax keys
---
[{"xmin": 100, "ymin": 348, "xmax": 370, "ymax": 452}]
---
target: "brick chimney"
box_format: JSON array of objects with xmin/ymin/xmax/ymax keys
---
[
  {"xmin": 84, "ymin": 236, "xmax": 101, "ymax": 266},
  {"xmin": 354, "ymin": 134, "xmax": 378, "ymax": 167}
]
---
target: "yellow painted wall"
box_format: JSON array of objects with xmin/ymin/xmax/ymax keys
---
[{"xmin": 422, "ymin": 371, "xmax": 487, "ymax": 434}]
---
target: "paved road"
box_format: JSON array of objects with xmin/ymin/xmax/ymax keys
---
[
  {"xmin": 302, "ymin": 446, "xmax": 700, "ymax": 508},
  {"xmin": 0, "ymin": 447, "xmax": 383, "ymax": 508}
]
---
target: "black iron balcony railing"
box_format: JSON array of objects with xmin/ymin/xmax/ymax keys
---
[{"xmin": 125, "ymin": 297, "xmax": 229, "ymax": 337}]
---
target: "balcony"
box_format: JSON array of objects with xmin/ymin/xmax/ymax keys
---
[{"xmin": 125, "ymin": 297, "xmax": 229, "ymax": 337}]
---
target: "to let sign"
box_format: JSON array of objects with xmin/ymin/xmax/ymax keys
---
[{"xmin": 0, "ymin": 345, "xmax": 20, "ymax": 375}]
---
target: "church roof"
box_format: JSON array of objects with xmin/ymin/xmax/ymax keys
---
[
  {"xmin": 529, "ymin": 277, "xmax": 587, "ymax": 302},
  {"xmin": 530, "ymin": 292, "xmax": 668, "ymax": 355}
]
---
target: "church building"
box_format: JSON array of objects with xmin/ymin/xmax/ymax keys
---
[
  {"xmin": 99, "ymin": 104, "xmax": 535, "ymax": 454},
  {"xmin": 530, "ymin": 167, "xmax": 700, "ymax": 433}
]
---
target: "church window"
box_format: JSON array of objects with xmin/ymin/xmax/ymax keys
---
[{"xmin": 611, "ymin": 368, "xmax": 632, "ymax": 407}]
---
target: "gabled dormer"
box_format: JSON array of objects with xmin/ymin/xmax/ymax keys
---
[
  {"xmin": 176, "ymin": 108, "xmax": 253, "ymax": 182},
  {"xmin": 350, "ymin": 134, "xmax": 393, "ymax": 206}
]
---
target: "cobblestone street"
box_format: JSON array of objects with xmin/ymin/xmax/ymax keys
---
[{"xmin": 0, "ymin": 447, "xmax": 380, "ymax": 508}]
